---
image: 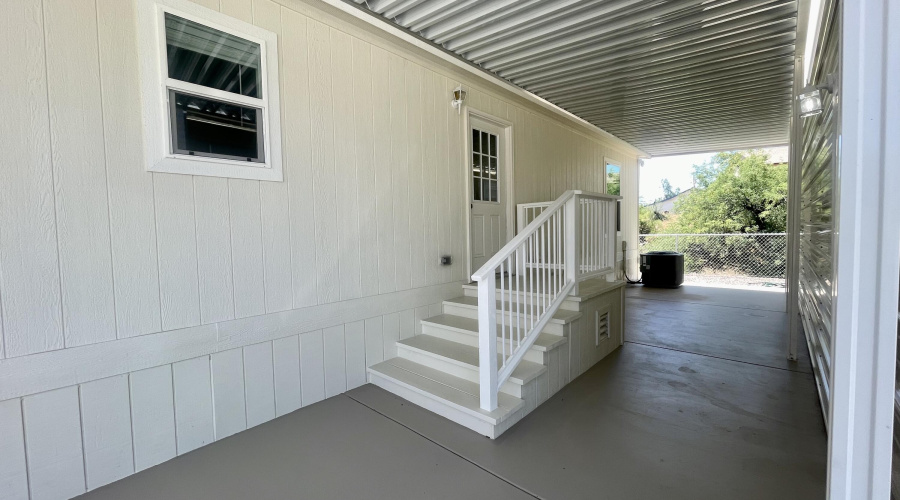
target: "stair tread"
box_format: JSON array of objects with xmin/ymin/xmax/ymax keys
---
[
  {"xmin": 422, "ymin": 314, "xmax": 568, "ymax": 351},
  {"xmin": 397, "ymin": 334, "xmax": 546, "ymax": 384},
  {"xmin": 463, "ymin": 278, "xmax": 625, "ymax": 303},
  {"xmin": 443, "ymin": 296, "xmax": 581, "ymax": 324},
  {"xmin": 368, "ymin": 358, "xmax": 524, "ymax": 424}
]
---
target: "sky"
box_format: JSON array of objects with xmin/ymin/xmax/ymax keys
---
[{"xmin": 640, "ymin": 152, "xmax": 715, "ymax": 205}]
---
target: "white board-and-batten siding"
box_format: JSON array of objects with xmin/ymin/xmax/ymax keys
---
[{"xmin": 0, "ymin": 0, "xmax": 642, "ymax": 497}]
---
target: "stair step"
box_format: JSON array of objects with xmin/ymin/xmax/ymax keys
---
[
  {"xmin": 443, "ymin": 296, "xmax": 581, "ymax": 328},
  {"xmin": 367, "ymin": 358, "xmax": 524, "ymax": 428},
  {"xmin": 461, "ymin": 283, "xmax": 581, "ymax": 312},
  {"xmin": 396, "ymin": 335, "xmax": 546, "ymax": 397},
  {"xmin": 462, "ymin": 279, "xmax": 625, "ymax": 305},
  {"xmin": 422, "ymin": 314, "xmax": 568, "ymax": 358}
]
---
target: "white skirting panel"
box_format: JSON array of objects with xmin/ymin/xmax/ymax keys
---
[{"xmin": 0, "ymin": 298, "xmax": 447, "ymax": 499}]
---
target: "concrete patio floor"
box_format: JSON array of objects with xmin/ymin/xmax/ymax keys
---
[{"xmin": 79, "ymin": 285, "xmax": 826, "ymax": 500}]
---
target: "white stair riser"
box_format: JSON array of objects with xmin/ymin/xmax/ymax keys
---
[
  {"xmin": 421, "ymin": 323, "xmax": 545, "ymax": 364},
  {"xmin": 440, "ymin": 303, "xmax": 565, "ymax": 335},
  {"xmin": 368, "ymin": 371, "xmax": 499, "ymax": 438},
  {"xmin": 397, "ymin": 346, "xmax": 525, "ymax": 398},
  {"xmin": 462, "ymin": 287, "xmax": 580, "ymax": 312}
]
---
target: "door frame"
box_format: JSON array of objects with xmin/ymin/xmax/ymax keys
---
[{"xmin": 463, "ymin": 108, "xmax": 515, "ymax": 281}]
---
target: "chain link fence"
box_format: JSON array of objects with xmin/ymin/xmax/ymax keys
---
[{"xmin": 638, "ymin": 233, "xmax": 787, "ymax": 286}]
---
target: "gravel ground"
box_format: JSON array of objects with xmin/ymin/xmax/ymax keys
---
[{"xmin": 682, "ymin": 273, "xmax": 785, "ymax": 289}]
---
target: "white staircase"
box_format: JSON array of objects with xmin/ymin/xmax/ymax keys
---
[
  {"xmin": 368, "ymin": 190, "xmax": 622, "ymax": 438},
  {"xmin": 368, "ymin": 285, "xmax": 579, "ymax": 438}
]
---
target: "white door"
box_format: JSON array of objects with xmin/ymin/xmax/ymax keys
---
[{"xmin": 469, "ymin": 115, "xmax": 508, "ymax": 275}]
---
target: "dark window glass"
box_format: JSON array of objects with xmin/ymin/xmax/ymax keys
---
[
  {"xmin": 165, "ymin": 13, "xmax": 262, "ymax": 98},
  {"xmin": 472, "ymin": 129, "xmax": 480, "ymax": 153},
  {"xmin": 169, "ymin": 90, "xmax": 264, "ymax": 162},
  {"xmin": 473, "ymin": 178, "xmax": 481, "ymax": 200}
]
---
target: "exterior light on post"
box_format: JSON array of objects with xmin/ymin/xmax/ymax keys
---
[
  {"xmin": 797, "ymin": 73, "xmax": 836, "ymax": 118},
  {"xmin": 451, "ymin": 85, "xmax": 467, "ymax": 114},
  {"xmin": 798, "ymin": 89, "xmax": 824, "ymax": 117}
]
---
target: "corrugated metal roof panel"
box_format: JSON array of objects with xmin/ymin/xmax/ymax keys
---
[{"xmin": 349, "ymin": 0, "xmax": 796, "ymax": 156}]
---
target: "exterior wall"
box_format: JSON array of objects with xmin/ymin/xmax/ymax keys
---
[
  {"xmin": 0, "ymin": 0, "xmax": 643, "ymax": 497},
  {"xmin": 796, "ymin": 0, "xmax": 840, "ymax": 421}
]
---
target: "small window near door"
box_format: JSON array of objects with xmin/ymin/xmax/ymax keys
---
[
  {"xmin": 606, "ymin": 161, "xmax": 621, "ymax": 232},
  {"xmin": 472, "ymin": 128, "xmax": 499, "ymax": 203},
  {"xmin": 605, "ymin": 163, "xmax": 621, "ymax": 196}
]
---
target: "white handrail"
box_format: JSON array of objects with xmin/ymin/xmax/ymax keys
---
[{"xmin": 472, "ymin": 190, "xmax": 620, "ymax": 411}]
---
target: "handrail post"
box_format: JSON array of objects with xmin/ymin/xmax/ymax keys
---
[
  {"xmin": 477, "ymin": 278, "xmax": 498, "ymax": 411},
  {"xmin": 565, "ymin": 194, "xmax": 580, "ymax": 295}
]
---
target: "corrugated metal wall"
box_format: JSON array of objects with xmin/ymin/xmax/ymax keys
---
[{"xmin": 797, "ymin": 0, "xmax": 839, "ymax": 421}]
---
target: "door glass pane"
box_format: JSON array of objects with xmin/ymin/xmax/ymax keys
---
[
  {"xmin": 169, "ymin": 90, "xmax": 263, "ymax": 162},
  {"xmin": 165, "ymin": 13, "xmax": 262, "ymax": 98},
  {"xmin": 471, "ymin": 127, "xmax": 500, "ymax": 203}
]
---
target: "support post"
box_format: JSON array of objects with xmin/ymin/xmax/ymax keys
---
[
  {"xmin": 564, "ymin": 194, "xmax": 580, "ymax": 295},
  {"xmin": 477, "ymin": 279, "xmax": 498, "ymax": 411},
  {"xmin": 786, "ymin": 54, "xmax": 803, "ymax": 361}
]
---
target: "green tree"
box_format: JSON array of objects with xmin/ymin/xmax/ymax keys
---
[
  {"xmin": 639, "ymin": 205, "xmax": 665, "ymax": 234},
  {"xmin": 660, "ymin": 178, "xmax": 680, "ymax": 200},
  {"xmin": 673, "ymin": 150, "xmax": 787, "ymax": 233}
]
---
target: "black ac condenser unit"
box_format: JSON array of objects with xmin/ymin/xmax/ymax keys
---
[{"xmin": 640, "ymin": 251, "xmax": 684, "ymax": 288}]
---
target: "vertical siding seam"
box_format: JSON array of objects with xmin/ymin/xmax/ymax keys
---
[
  {"xmin": 363, "ymin": 44, "xmax": 379, "ymax": 295},
  {"xmin": 19, "ymin": 398, "xmax": 32, "ymax": 499},
  {"xmin": 225, "ymin": 180, "xmax": 237, "ymax": 318},
  {"xmin": 93, "ymin": 0, "xmax": 119, "ymax": 340},
  {"xmin": 328, "ymin": 28, "xmax": 342, "ymax": 303},
  {"xmin": 0, "ymin": 222, "xmax": 5, "ymax": 358},
  {"xmin": 320, "ymin": 329, "xmax": 326, "ymax": 396},
  {"xmin": 207, "ymin": 353, "xmax": 218, "ymax": 440},
  {"xmin": 192, "ymin": 178, "xmax": 205, "ymax": 324},
  {"xmin": 296, "ymin": 333, "xmax": 304, "ymax": 407},
  {"xmin": 77, "ymin": 385, "xmax": 88, "ymax": 493},
  {"xmin": 269, "ymin": 340, "xmax": 277, "ymax": 415},
  {"xmin": 151, "ymin": 175, "xmax": 164, "ymax": 330},
  {"xmin": 275, "ymin": 6, "xmax": 296, "ymax": 311},
  {"xmin": 241, "ymin": 346, "xmax": 249, "ymax": 427},
  {"xmin": 309, "ymin": 23, "xmax": 322, "ymax": 307},
  {"xmin": 256, "ymin": 182, "xmax": 268, "ymax": 312},
  {"xmin": 350, "ymin": 40, "xmax": 363, "ymax": 300},
  {"xmin": 126, "ymin": 373, "xmax": 137, "ymax": 473},
  {"xmin": 40, "ymin": 0, "xmax": 67, "ymax": 350},
  {"xmin": 379, "ymin": 48, "xmax": 394, "ymax": 295},
  {"xmin": 169, "ymin": 363, "xmax": 179, "ymax": 455}
]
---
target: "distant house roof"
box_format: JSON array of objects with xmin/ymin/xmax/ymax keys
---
[{"xmin": 648, "ymin": 187, "xmax": 693, "ymax": 214}]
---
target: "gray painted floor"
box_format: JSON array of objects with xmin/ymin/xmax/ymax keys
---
[{"xmin": 80, "ymin": 285, "xmax": 826, "ymax": 500}]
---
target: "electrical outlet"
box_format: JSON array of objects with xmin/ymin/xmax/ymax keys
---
[{"xmin": 440, "ymin": 255, "xmax": 452, "ymax": 266}]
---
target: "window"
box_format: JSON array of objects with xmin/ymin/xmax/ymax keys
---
[
  {"xmin": 605, "ymin": 160, "xmax": 622, "ymax": 232},
  {"xmin": 137, "ymin": 0, "xmax": 282, "ymax": 181},
  {"xmin": 605, "ymin": 162, "xmax": 621, "ymax": 196},
  {"xmin": 472, "ymin": 128, "xmax": 499, "ymax": 202}
]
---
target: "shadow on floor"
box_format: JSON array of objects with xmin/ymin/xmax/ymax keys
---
[{"xmin": 80, "ymin": 285, "xmax": 826, "ymax": 500}]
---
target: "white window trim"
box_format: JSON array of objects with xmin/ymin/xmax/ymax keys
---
[
  {"xmin": 604, "ymin": 157, "xmax": 622, "ymax": 235},
  {"xmin": 136, "ymin": 0, "xmax": 283, "ymax": 181}
]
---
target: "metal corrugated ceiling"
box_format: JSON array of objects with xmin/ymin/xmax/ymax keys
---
[{"xmin": 348, "ymin": 0, "xmax": 797, "ymax": 156}]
